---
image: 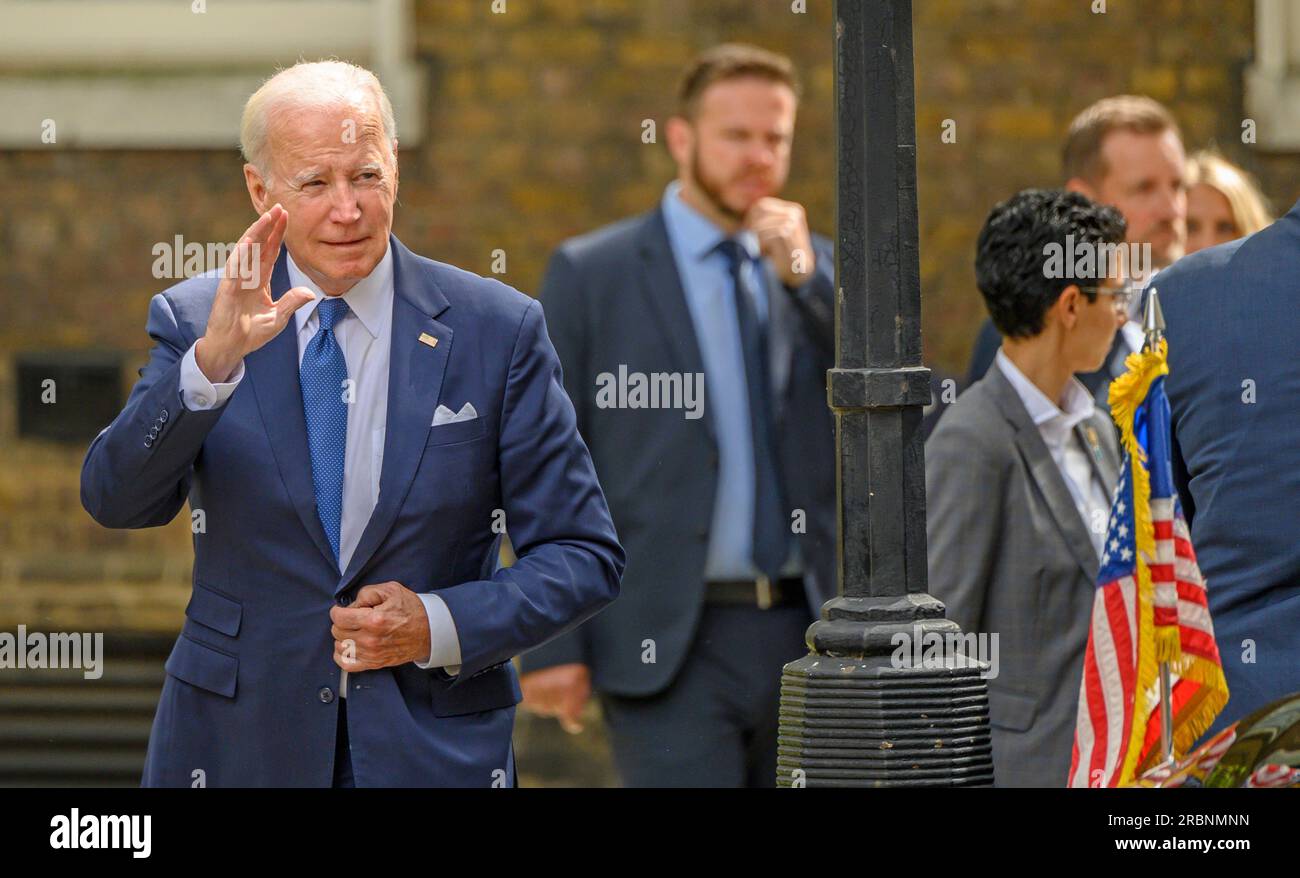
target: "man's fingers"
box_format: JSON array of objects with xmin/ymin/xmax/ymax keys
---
[
  {"xmin": 749, "ymin": 216, "xmax": 794, "ymax": 232},
  {"xmin": 275, "ymin": 287, "xmax": 316, "ymax": 326},
  {"xmin": 558, "ymin": 707, "xmax": 585, "ymax": 734},
  {"xmin": 333, "ymin": 637, "xmax": 375, "ymax": 671},
  {"xmin": 247, "ymin": 203, "xmax": 282, "ymax": 246},
  {"xmin": 237, "ymin": 205, "xmax": 275, "ymax": 246},
  {"xmin": 331, "ymin": 624, "xmax": 365, "ymax": 641},
  {"xmin": 353, "ymin": 584, "xmax": 391, "ymax": 608},
  {"xmin": 221, "ymin": 235, "xmax": 253, "ymax": 286},
  {"xmin": 329, "ymin": 605, "xmax": 369, "ymax": 630},
  {"xmin": 753, "ymin": 226, "xmax": 789, "ymax": 244},
  {"xmin": 259, "ymin": 207, "xmax": 287, "ymax": 282}
]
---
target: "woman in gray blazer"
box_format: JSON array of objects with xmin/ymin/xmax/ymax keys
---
[{"xmin": 926, "ymin": 189, "xmax": 1128, "ymax": 787}]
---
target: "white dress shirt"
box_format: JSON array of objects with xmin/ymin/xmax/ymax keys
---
[
  {"xmin": 176, "ymin": 246, "xmax": 461, "ymax": 695},
  {"xmin": 995, "ymin": 349, "xmax": 1111, "ymax": 559}
]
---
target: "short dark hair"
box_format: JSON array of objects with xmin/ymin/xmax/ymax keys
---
[
  {"xmin": 676, "ymin": 43, "xmax": 802, "ymax": 121},
  {"xmin": 975, "ymin": 189, "xmax": 1127, "ymax": 339},
  {"xmin": 1062, "ymin": 95, "xmax": 1181, "ymax": 185}
]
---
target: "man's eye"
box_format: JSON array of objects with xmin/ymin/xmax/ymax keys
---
[
  {"xmin": 304, "ymin": 181, "xmax": 325, "ymax": 188},
  {"xmin": 358, "ymin": 173, "xmax": 378, "ymax": 180}
]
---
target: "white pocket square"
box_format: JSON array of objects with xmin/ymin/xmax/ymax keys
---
[{"xmin": 432, "ymin": 402, "xmax": 477, "ymax": 426}]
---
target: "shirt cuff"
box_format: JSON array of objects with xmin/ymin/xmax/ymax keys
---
[
  {"xmin": 178, "ymin": 341, "xmax": 245, "ymax": 411},
  {"xmin": 414, "ymin": 593, "xmax": 462, "ymax": 676}
]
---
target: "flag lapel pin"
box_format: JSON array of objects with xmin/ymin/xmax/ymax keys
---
[{"xmin": 418, "ymin": 332, "xmax": 439, "ymax": 349}]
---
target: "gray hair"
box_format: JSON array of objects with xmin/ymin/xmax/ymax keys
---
[{"xmin": 240, "ymin": 60, "xmax": 397, "ymax": 181}]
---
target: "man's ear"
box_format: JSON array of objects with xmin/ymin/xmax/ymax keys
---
[
  {"xmin": 1065, "ymin": 177, "xmax": 1096, "ymax": 200},
  {"xmin": 244, "ymin": 163, "xmax": 270, "ymax": 214},
  {"xmin": 391, "ymin": 138, "xmax": 400, "ymax": 194},
  {"xmin": 665, "ymin": 115, "xmax": 693, "ymax": 170}
]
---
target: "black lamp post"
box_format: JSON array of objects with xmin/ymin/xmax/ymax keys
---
[{"xmin": 777, "ymin": 0, "xmax": 995, "ymax": 787}]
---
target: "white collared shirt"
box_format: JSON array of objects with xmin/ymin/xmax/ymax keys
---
[
  {"xmin": 176, "ymin": 245, "xmax": 460, "ymax": 691},
  {"xmin": 995, "ymin": 349, "xmax": 1110, "ymax": 558}
]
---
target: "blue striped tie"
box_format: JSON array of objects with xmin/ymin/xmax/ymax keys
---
[{"xmin": 300, "ymin": 297, "xmax": 351, "ymax": 564}]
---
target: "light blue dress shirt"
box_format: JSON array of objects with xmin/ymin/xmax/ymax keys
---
[
  {"xmin": 175, "ymin": 245, "xmax": 461, "ymax": 692},
  {"xmin": 660, "ymin": 181, "xmax": 799, "ymax": 581}
]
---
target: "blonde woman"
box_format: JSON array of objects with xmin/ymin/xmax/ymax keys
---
[{"xmin": 1185, "ymin": 150, "xmax": 1272, "ymax": 254}]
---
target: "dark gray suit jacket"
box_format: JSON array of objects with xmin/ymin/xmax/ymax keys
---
[
  {"xmin": 926, "ymin": 362, "xmax": 1119, "ymax": 787},
  {"xmin": 520, "ymin": 205, "xmax": 837, "ymax": 697}
]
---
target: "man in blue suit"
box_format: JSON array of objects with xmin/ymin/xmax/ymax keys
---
[
  {"xmin": 80, "ymin": 61, "xmax": 623, "ymax": 787},
  {"xmin": 1153, "ymin": 202, "xmax": 1300, "ymax": 735},
  {"xmin": 518, "ymin": 44, "xmax": 836, "ymax": 787}
]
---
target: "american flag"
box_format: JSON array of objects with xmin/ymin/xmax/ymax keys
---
[{"xmin": 1067, "ymin": 340, "xmax": 1228, "ymax": 788}]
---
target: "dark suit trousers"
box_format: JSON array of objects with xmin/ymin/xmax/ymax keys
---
[
  {"xmin": 598, "ymin": 601, "xmax": 809, "ymax": 788},
  {"xmin": 332, "ymin": 697, "xmax": 355, "ymax": 788}
]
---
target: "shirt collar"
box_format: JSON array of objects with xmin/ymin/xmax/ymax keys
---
[
  {"xmin": 288, "ymin": 242, "xmax": 393, "ymax": 340},
  {"xmin": 661, "ymin": 180, "xmax": 761, "ymax": 263},
  {"xmin": 995, "ymin": 347, "xmax": 1095, "ymax": 436}
]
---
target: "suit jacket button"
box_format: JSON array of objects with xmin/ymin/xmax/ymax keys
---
[
  {"xmin": 318, "ymin": 687, "xmax": 335, "ymax": 703},
  {"xmin": 337, "ymin": 595, "xmax": 352, "ymax": 607},
  {"xmin": 160, "ymin": 408, "xmax": 169, "ymax": 422},
  {"xmin": 143, "ymin": 436, "xmax": 153, "ymax": 448}
]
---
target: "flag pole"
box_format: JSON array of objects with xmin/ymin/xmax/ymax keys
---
[{"xmin": 1143, "ymin": 287, "xmax": 1176, "ymax": 768}]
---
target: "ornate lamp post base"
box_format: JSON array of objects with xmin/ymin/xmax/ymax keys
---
[{"xmin": 778, "ymin": 596, "xmax": 993, "ymax": 787}]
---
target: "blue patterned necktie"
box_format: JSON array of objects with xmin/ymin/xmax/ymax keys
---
[
  {"xmin": 716, "ymin": 238, "xmax": 790, "ymax": 581},
  {"xmin": 300, "ymin": 296, "xmax": 351, "ymax": 564}
]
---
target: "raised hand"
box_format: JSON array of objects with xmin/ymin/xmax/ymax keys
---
[{"xmin": 195, "ymin": 204, "xmax": 316, "ymax": 383}]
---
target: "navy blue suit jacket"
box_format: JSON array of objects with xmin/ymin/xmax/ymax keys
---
[
  {"xmin": 80, "ymin": 236, "xmax": 624, "ymax": 786},
  {"xmin": 519, "ymin": 206, "xmax": 837, "ymax": 697},
  {"xmin": 1156, "ymin": 202, "xmax": 1300, "ymax": 734}
]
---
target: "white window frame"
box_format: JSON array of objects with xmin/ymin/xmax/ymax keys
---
[
  {"xmin": 1246, "ymin": 0, "xmax": 1300, "ymax": 151},
  {"xmin": 0, "ymin": 0, "xmax": 423, "ymax": 148}
]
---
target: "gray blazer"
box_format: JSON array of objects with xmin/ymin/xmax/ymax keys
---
[{"xmin": 926, "ymin": 362, "xmax": 1120, "ymax": 787}]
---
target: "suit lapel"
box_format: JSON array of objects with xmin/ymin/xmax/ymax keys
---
[
  {"xmin": 337, "ymin": 236, "xmax": 451, "ymax": 595},
  {"xmin": 987, "ymin": 366, "xmax": 1101, "ymax": 580},
  {"xmin": 245, "ymin": 248, "xmax": 338, "ymax": 571},
  {"xmin": 637, "ymin": 208, "xmax": 716, "ymax": 444}
]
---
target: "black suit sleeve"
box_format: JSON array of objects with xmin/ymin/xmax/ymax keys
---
[{"xmin": 782, "ymin": 235, "xmax": 836, "ymax": 357}]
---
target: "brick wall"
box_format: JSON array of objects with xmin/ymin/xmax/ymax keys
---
[{"xmin": 0, "ymin": 0, "xmax": 1282, "ymax": 633}]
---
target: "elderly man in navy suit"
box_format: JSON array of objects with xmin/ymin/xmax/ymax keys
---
[
  {"xmin": 81, "ymin": 60, "xmax": 624, "ymax": 787},
  {"xmin": 1155, "ymin": 202, "xmax": 1300, "ymax": 735}
]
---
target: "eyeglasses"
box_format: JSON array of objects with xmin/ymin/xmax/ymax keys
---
[{"xmin": 1077, "ymin": 285, "xmax": 1139, "ymax": 312}]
